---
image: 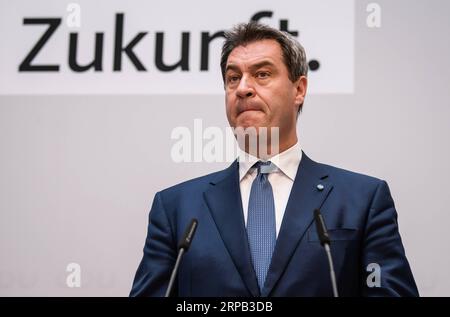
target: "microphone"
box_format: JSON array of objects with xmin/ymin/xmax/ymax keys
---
[
  {"xmin": 314, "ymin": 209, "xmax": 339, "ymax": 297},
  {"xmin": 165, "ymin": 218, "xmax": 198, "ymax": 297}
]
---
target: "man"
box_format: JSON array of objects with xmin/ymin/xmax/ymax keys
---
[{"xmin": 130, "ymin": 22, "xmax": 418, "ymax": 297}]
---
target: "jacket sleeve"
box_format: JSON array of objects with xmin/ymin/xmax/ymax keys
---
[
  {"xmin": 361, "ymin": 180, "xmax": 419, "ymax": 296},
  {"xmin": 129, "ymin": 192, "xmax": 177, "ymax": 297}
]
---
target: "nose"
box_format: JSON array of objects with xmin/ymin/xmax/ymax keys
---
[{"xmin": 236, "ymin": 76, "xmax": 255, "ymax": 98}]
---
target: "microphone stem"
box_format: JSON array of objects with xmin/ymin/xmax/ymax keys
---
[
  {"xmin": 165, "ymin": 248, "xmax": 185, "ymax": 297},
  {"xmin": 324, "ymin": 243, "xmax": 339, "ymax": 297}
]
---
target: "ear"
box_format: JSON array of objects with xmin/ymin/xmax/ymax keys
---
[{"xmin": 294, "ymin": 76, "xmax": 308, "ymax": 107}]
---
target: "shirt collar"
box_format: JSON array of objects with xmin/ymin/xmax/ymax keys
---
[{"xmin": 238, "ymin": 141, "xmax": 302, "ymax": 181}]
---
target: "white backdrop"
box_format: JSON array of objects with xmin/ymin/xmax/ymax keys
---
[{"xmin": 0, "ymin": 0, "xmax": 449, "ymax": 296}]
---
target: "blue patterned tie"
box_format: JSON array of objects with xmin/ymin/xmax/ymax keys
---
[{"xmin": 247, "ymin": 161, "xmax": 277, "ymax": 291}]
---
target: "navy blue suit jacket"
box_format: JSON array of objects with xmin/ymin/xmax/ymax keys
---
[{"xmin": 130, "ymin": 153, "xmax": 418, "ymax": 296}]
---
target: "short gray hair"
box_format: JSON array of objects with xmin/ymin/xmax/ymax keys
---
[{"xmin": 221, "ymin": 21, "xmax": 308, "ymax": 83}]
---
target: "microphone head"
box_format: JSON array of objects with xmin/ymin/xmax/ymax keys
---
[
  {"xmin": 178, "ymin": 219, "xmax": 198, "ymax": 251},
  {"xmin": 314, "ymin": 209, "xmax": 331, "ymax": 246}
]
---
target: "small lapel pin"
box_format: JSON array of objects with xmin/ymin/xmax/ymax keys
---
[{"xmin": 317, "ymin": 184, "xmax": 324, "ymax": 191}]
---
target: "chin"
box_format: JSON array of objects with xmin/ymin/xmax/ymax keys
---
[
  {"xmin": 235, "ymin": 120, "xmax": 264, "ymax": 130},
  {"xmin": 235, "ymin": 112, "xmax": 266, "ymax": 129}
]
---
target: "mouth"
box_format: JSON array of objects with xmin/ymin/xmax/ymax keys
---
[{"xmin": 237, "ymin": 103, "xmax": 264, "ymax": 116}]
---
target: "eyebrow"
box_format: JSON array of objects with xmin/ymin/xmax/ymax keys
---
[
  {"xmin": 249, "ymin": 60, "xmax": 276, "ymax": 71},
  {"xmin": 225, "ymin": 60, "xmax": 276, "ymax": 74},
  {"xmin": 225, "ymin": 64, "xmax": 241, "ymax": 74}
]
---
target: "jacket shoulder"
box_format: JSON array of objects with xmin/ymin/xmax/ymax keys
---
[
  {"xmin": 314, "ymin": 159, "xmax": 385, "ymax": 189},
  {"xmin": 158, "ymin": 165, "xmax": 231, "ymax": 200},
  {"xmin": 311, "ymin": 159, "xmax": 392, "ymax": 214}
]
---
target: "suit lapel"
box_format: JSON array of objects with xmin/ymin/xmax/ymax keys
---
[
  {"xmin": 262, "ymin": 152, "xmax": 333, "ymax": 296},
  {"xmin": 203, "ymin": 161, "xmax": 260, "ymax": 297}
]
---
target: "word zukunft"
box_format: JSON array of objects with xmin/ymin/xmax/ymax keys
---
[{"xmin": 19, "ymin": 11, "xmax": 299, "ymax": 72}]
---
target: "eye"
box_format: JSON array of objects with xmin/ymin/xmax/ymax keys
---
[
  {"xmin": 256, "ymin": 71, "xmax": 270, "ymax": 79},
  {"xmin": 227, "ymin": 75, "xmax": 241, "ymax": 85}
]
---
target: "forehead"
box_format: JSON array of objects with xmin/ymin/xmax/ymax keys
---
[{"xmin": 226, "ymin": 39, "xmax": 284, "ymax": 67}]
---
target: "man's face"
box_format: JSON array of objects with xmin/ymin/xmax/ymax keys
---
[{"xmin": 224, "ymin": 39, "xmax": 307, "ymax": 143}]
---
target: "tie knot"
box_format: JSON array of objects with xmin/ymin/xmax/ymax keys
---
[{"xmin": 255, "ymin": 161, "xmax": 277, "ymax": 175}]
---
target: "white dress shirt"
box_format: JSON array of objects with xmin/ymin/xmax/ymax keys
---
[{"xmin": 238, "ymin": 142, "xmax": 302, "ymax": 237}]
